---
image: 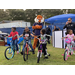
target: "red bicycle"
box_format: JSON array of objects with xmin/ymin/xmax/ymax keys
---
[{"xmin": 23, "ymin": 36, "xmax": 30, "ymax": 61}]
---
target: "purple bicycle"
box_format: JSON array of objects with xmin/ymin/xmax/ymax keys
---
[{"xmin": 37, "ymin": 38, "xmax": 50, "ymax": 63}]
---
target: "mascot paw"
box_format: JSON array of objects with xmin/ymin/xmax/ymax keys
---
[{"xmin": 36, "ymin": 25, "xmax": 39, "ymax": 26}]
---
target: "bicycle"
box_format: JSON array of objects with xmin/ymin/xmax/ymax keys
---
[
  {"xmin": 4, "ymin": 37, "xmax": 21, "ymax": 60},
  {"xmin": 23, "ymin": 36, "xmax": 30, "ymax": 61},
  {"xmin": 63, "ymin": 38, "xmax": 75, "ymax": 61},
  {"xmin": 37, "ymin": 38, "xmax": 50, "ymax": 63}
]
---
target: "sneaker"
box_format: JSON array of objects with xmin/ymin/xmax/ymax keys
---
[
  {"xmin": 29, "ymin": 49, "xmax": 32, "ymax": 52},
  {"xmin": 48, "ymin": 41, "xmax": 50, "ymax": 44},
  {"xmin": 17, "ymin": 51, "xmax": 19, "ymax": 54},
  {"xmin": 32, "ymin": 51, "xmax": 35, "ymax": 54},
  {"xmin": 44, "ymin": 55, "xmax": 48, "ymax": 59},
  {"xmin": 20, "ymin": 51, "xmax": 23, "ymax": 55}
]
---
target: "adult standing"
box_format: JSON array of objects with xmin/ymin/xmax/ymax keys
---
[
  {"xmin": 63, "ymin": 18, "xmax": 75, "ymax": 34},
  {"xmin": 52, "ymin": 25, "xmax": 60, "ymax": 32},
  {"xmin": 45, "ymin": 25, "xmax": 51, "ymax": 44}
]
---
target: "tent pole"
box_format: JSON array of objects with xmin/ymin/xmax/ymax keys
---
[
  {"xmin": 44, "ymin": 22, "xmax": 45, "ymax": 28},
  {"xmin": 43, "ymin": 15, "xmax": 45, "ymax": 29},
  {"xmin": 52, "ymin": 23, "xmax": 53, "ymax": 31}
]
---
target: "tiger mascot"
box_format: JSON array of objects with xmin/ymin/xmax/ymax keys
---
[{"xmin": 32, "ymin": 15, "xmax": 44, "ymax": 51}]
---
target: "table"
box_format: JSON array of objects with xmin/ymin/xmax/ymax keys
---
[{"xmin": 0, "ymin": 40, "xmax": 7, "ymax": 46}]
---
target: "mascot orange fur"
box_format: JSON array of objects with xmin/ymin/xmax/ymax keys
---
[{"xmin": 32, "ymin": 15, "xmax": 44, "ymax": 50}]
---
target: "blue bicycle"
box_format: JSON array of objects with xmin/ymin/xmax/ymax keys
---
[{"xmin": 4, "ymin": 37, "xmax": 21, "ymax": 60}]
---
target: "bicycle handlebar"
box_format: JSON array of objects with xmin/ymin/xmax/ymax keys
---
[
  {"xmin": 35, "ymin": 37, "xmax": 48, "ymax": 43},
  {"xmin": 23, "ymin": 36, "xmax": 31, "ymax": 40},
  {"xmin": 7, "ymin": 37, "xmax": 12, "ymax": 39}
]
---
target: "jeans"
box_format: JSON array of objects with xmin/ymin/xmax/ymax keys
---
[
  {"xmin": 22, "ymin": 39, "xmax": 34, "ymax": 51},
  {"xmin": 12, "ymin": 39, "xmax": 18, "ymax": 51}
]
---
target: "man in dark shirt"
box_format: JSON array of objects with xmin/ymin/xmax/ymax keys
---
[
  {"xmin": 63, "ymin": 18, "xmax": 75, "ymax": 34},
  {"xmin": 45, "ymin": 25, "xmax": 51, "ymax": 44},
  {"xmin": 52, "ymin": 26, "xmax": 60, "ymax": 32}
]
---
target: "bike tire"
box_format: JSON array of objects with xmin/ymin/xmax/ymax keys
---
[
  {"xmin": 64, "ymin": 50, "xmax": 68, "ymax": 61},
  {"xmin": 23, "ymin": 48, "xmax": 27, "ymax": 61},
  {"xmin": 4, "ymin": 46, "xmax": 14, "ymax": 60},
  {"xmin": 26, "ymin": 54, "xmax": 28, "ymax": 60},
  {"xmin": 37, "ymin": 52, "xmax": 41, "ymax": 63}
]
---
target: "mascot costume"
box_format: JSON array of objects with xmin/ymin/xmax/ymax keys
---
[{"xmin": 32, "ymin": 15, "xmax": 44, "ymax": 50}]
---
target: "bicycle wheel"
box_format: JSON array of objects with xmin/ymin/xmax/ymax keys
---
[
  {"xmin": 64, "ymin": 50, "xmax": 68, "ymax": 61},
  {"xmin": 26, "ymin": 54, "xmax": 28, "ymax": 60},
  {"xmin": 4, "ymin": 47, "xmax": 14, "ymax": 60},
  {"xmin": 23, "ymin": 48, "xmax": 27, "ymax": 61},
  {"xmin": 37, "ymin": 51, "xmax": 41, "ymax": 63},
  {"xmin": 26, "ymin": 47, "xmax": 29, "ymax": 60},
  {"xmin": 69, "ymin": 45, "xmax": 73, "ymax": 55}
]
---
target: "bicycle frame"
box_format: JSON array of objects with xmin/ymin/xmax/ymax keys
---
[
  {"xmin": 7, "ymin": 37, "xmax": 20, "ymax": 52},
  {"xmin": 38, "ymin": 44, "xmax": 42, "ymax": 53},
  {"xmin": 7, "ymin": 37, "xmax": 14, "ymax": 53},
  {"xmin": 66, "ymin": 43, "xmax": 71, "ymax": 51},
  {"xmin": 23, "ymin": 36, "xmax": 29, "ymax": 54},
  {"xmin": 64, "ymin": 42, "xmax": 75, "ymax": 60},
  {"xmin": 4, "ymin": 36, "xmax": 21, "ymax": 60},
  {"xmin": 66, "ymin": 43, "xmax": 74, "ymax": 54},
  {"xmin": 25, "ymin": 41, "xmax": 29, "ymax": 54},
  {"xmin": 8, "ymin": 37, "xmax": 16, "ymax": 50}
]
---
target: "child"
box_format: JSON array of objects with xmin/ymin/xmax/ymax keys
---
[
  {"xmin": 31, "ymin": 29, "xmax": 49, "ymax": 59},
  {"xmin": 62, "ymin": 29, "xmax": 75, "ymax": 47},
  {"xmin": 20, "ymin": 27, "xmax": 35, "ymax": 54},
  {"xmin": 8, "ymin": 27, "xmax": 19, "ymax": 54}
]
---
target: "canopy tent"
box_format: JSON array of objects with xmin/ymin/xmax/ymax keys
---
[
  {"xmin": 44, "ymin": 14, "xmax": 75, "ymax": 36},
  {"xmin": 45, "ymin": 14, "xmax": 75, "ymax": 24}
]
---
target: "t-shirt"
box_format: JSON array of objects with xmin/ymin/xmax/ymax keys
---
[
  {"xmin": 23, "ymin": 31, "xmax": 31, "ymax": 40},
  {"xmin": 45, "ymin": 27, "xmax": 51, "ymax": 34},
  {"xmin": 54, "ymin": 28, "xmax": 59, "ymax": 31},
  {"xmin": 66, "ymin": 34, "xmax": 74, "ymax": 41},
  {"xmin": 63, "ymin": 23, "xmax": 75, "ymax": 34},
  {"xmin": 38, "ymin": 34, "xmax": 48, "ymax": 44},
  {"xmin": 8, "ymin": 31, "xmax": 18, "ymax": 40}
]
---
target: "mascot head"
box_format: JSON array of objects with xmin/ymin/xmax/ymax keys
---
[{"xmin": 34, "ymin": 15, "xmax": 44, "ymax": 23}]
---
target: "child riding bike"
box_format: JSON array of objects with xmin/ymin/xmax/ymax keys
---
[
  {"xmin": 8, "ymin": 26, "xmax": 19, "ymax": 54},
  {"xmin": 20, "ymin": 27, "xmax": 35, "ymax": 55},
  {"xmin": 31, "ymin": 29, "xmax": 50, "ymax": 59},
  {"xmin": 62, "ymin": 29, "xmax": 75, "ymax": 47},
  {"xmin": 62, "ymin": 29, "xmax": 75, "ymax": 61}
]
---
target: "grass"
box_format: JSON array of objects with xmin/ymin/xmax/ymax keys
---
[{"xmin": 0, "ymin": 40, "xmax": 75, "ymax": 65}]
